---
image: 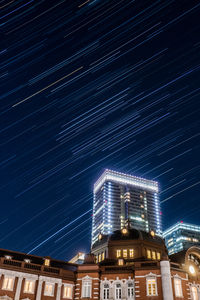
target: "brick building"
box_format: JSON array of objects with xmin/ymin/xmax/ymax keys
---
[{"xmin": 0, "ymin": 227, "xmax": 200, "ymax": 300}]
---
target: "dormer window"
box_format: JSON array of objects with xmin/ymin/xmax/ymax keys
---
[
  {"xmin": 44, "ymin": 258, "xmax": 50, "ymax": 266},
  {"xmin": 24, "ymin": 259, "xmax": 31, "ymax": 263},
  {"xmin": 116, "ymin": 250, "xmax": 121, "ymax": 258},
  {"xmin": 123, "ymin": 249, "xmax": 127, "ymax": 258},
  {"xmin": 4, "ymin": 255, "xmax": 12, "ymax": 260}
]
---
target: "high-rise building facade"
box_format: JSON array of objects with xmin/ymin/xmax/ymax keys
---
[
  {"xmin": 163, "ymin": 221, "xmax": 200, "ymax": 255},
  {"xmin": 91, "ymin": 169, "xmax": 161, "ymax": 245}
]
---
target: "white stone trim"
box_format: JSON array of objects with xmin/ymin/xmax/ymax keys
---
[
  {"xmin": 39, "ymin": 276, "xmax": 61, "ymax": 283},
  {"xmin": 173, "ymin": 273, "xmax": 188, "ymax": 281},
  {"xmin": 135, "ymin": 272, "xmax": 161, "ymax": 278},
  {"xmin": 0, "ymin": 269, "xmax": 38, "ymax": 279},
  {"xmin": 0, "ymin": 296, "xmax": 13, "ymax": 300}
]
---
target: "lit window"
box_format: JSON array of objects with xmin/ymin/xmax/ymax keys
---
[
  {"xmin": 82, "ymin": 280, "xmax": 92, "ymax": 298},
  {"xmin": 103, "ymin": 283, "xmax": 109, "ymax": 300},
  {"xmin": 116, "ymin": 250, "xmax": 121, "ymax": 258},
  {"xmin": 191, "ymin": 286, "xmax": 198, "ymax": 300},
  {"xmin": 44, "ymin": 258, "xmax": 50, "ymax": 266},
  {"xmin": 152, "ymin": 251, "xmax": 156, "ymax": 260},
  {"xmin": 2, "ymin": 276, "xmax": 14, "ymax": 291},
  {"xmin": 129, "ymin": 249, "xmax": 134, "ymax": 258},
  {"xmin": 127, "ymin": 282, "xmax": 134, "ymax": 299},
  {"xmin": 24, "ymin": 279, "xmax": 35, "ymax": 293},
  {"xmin": 147, "ymin": 278, "xmax": 157, "ymax": 296},
  {"xmin": 4, "ymin": 255, "xmax": 12, "ymax": 260},
  {"xmin": 44, "ymin": 283, "xmax": 54, "ymax": 296},
  {"xmin": 157, "ymin": 252, "xmax": 161, "ymax": 260},
  {"xmin": 98, "ymin": 253, "xmax": 101, "ymax": 262},
  {"xmin": 118, "ymin": 259, "xmax": 123, "ymax": 266},
  {"xmin": 115, "ymin": 283, "xmax": 122, "ymax": 300},
  {"xmin": 24, "ymin": 259, "xmax": 31, "ymax": 263},
  {"xmin": 174, "ymin": 278, "xmax": 182, "ymax": 297},
  {"xmin": 147, "ymin": 250, "xmax": 151, "ymax": 259},
  {"xmin": 63, "ymin": 285, "xmax": 72, "ymax": 299},
  {"xmin": 102, "ymin": 252, "xmax": 105, "ymax": 261},
  {"xmin": 123, "ymin": 249, "xmax": 127, "ymax": 258}
]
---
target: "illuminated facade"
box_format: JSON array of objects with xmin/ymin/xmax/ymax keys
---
[
  {"xmin": 163, "ymin": 222, "xmax": 200, "ymax": 255},
  {"xmin": 92, "ymin": 169, "xmax": 161, "ymax": 245},
  {"xmin": 1, "ymin": 229, "xmax": 200, "ymax": 300}
]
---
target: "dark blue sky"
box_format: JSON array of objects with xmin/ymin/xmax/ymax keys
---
[{"xmin": 1, "ymin": 0, "xmax": 200, "ymax": 260}]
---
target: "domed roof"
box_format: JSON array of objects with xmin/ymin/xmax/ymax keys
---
[
  {"xmin": 109, "ymin": 228, "xmax": 164, "ymax": 245},
  {"xmin": 92, "ymin": 228, "xmax": 165, "ymax": 249},
  {"xmin": 109, "ymin": 228, "xmax": 141, "ymax": 241}
]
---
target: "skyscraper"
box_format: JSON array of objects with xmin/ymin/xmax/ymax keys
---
[
  {"xmin": 91, "ymin": 169, "xmax": 161, "ymax": 245},
  {"xmin": 163, "ymin": 221, "xmax": 200, "ymax": 255}
]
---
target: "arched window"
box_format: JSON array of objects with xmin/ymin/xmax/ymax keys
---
[
  {"xmin": 191, "ymin": 286, "xmax": 198, "ymax": 300},
  {"xmin": 103, "ymin": 284, "xmax": 109, "ymax": 300},
  {"xmin": 115, "ymin": 283, "xmax": 122, "ymax": 300},
  {"xmin": 127, "ymin": 282, "xmax": 134, "ymax": 299}
]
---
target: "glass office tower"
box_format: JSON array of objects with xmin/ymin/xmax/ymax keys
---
[
  {"xmin": 91, "ymin": 169, "xmax": 161, "ymax": 245},
  {"xmin": 163, "ymin": 222, "xmax": 200, "ymax": 255}
]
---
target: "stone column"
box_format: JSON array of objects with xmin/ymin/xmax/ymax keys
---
[
  {"xmin": 36, "ymin": 278, "xmax": 43, "ymax": 300},
  {"xmin": 14, "ymin": 277, "xmax": 23, "ymax": 300},
  {"xmin": 56, "ymin": 283, "xmax": 62, "ymax": 300},
  {"xmin": 160, "ymin": 260, "xmax": 174, "ymax": 300}
]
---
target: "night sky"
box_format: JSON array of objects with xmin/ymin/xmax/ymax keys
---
[{"xmin": 1, "ymin": 0, "xmax": 200, "ymax": 260}]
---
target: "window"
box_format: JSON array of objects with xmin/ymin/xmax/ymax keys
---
[
  {"xmin": 123, "ymin": 249, "xmax": 127, "ymax": 258},
  {"xmin": 103, "ymin": 283, "xmax": 109, "ymax": 300},
  {"xmin": 98, "ymin": 253, "xmax": 101, "ymax": 262},
  {"xmin": 2, "ymin": 276, "xmax": 14, "ymax": 291},
  {"xmin": 24, "ymin": 279, "xmax": 35, "ymax": 293},
  {"xmin": 63, "ymin": 285, "xmax": 72, "ymax": 299},
  {"xmin": 174, "ymin": 278, "xmax": 182, "ymax": 297},
  {"xmin": 191, "ymin": 286, "xmax": 198, "ymax": 300},
  {"xmin": 44, "ymin": 283, "xmax": 54, "ymax": 296},
  {"xmin": 118, "ymin": 259, "xmax": 123, "ymax": 266},
  {"xmin": 157, "ymin": 252, "xmax": 161, "ymax": 260},
  {"xmin": 127, "ymin": 282, "xmax": 134, "ymax": 299},
  {"xmin": 102, "ymin": 252, "xmax": 105, "ymax": 261},
  {"xmin": 115, "ymin": 283, "xmax": 122, "ymax": 300},
  {"xmin": 116, "ymin": 250, "xmax": 121, "ymax": 258},
  {"xmin": 147, "ymin": 278, "xmax": 157, "ymax": 296},
  {"xmin": 44, "ymin": 258, "xmax": 50, "ymax": 266},
  {"xmin": 147, "ymin": 250, "xmax": 151, "ymax": 259},
  {"xmin": 129, "ymin": 249, "xmax": 134, "ymax": 258},
  {"xmin": 152, "ymin": 251, "xmax": 156, "ymax": 260},
  {"xmin": 82, "ymin": 280, "xmax": 92, "ymax": 298}
]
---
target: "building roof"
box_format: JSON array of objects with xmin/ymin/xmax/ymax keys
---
[
  {"xmin": 163, "ymin": 221, "xmax": 200, "ymax": 237},
  {"xmin": 93, "ymin": 169, "xmax": 158, "ymax": 193},
  {"xmin": 92, "ymin": 228, "xmax": 165, "ymax": 249},
  {"xmin": 0, "ymin": 248, "xmax": 77, "ymax": 271}
]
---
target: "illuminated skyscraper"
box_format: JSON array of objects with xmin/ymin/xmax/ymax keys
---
[
  {"xmin": 163, "ymin": 222, "xmax": 200, "ymax": 255},
  {"xmin": 91, "ymin": 169, "xmax": 161, "ymax": 245}
]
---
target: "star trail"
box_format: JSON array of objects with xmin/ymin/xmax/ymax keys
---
[{"xmin": 0, "ymin": 0, "xmax": 200, "ymax": 260}]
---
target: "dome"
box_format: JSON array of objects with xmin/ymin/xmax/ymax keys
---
[{"xmin": 108, "ymin": 228, "xmax": 164, "ymax": 245}]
